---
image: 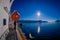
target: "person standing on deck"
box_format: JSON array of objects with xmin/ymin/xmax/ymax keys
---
[{"xmin": 14, "ymin": 20, "xmax": 16, "ymax": 30}]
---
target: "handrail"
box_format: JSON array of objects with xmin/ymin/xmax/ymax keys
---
[
  {"xmin": 0, "ymin": 28, "xmax": 9, "ymax": 39},
  {"xmin": 16, "ymin": 27, "xmax": 27, "ymax": 40}
]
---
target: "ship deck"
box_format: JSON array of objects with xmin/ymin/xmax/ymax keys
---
[
  {"xmin": 6, "ymin": 28, "xmax": 18, "ymax": 40},
  {"xmin": 6, "ymin": 27, "xmax": 27, "ymax": 40}
]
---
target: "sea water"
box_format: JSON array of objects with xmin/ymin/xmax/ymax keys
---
[{"xmin": 18, "ymin": 22, "xmax": 60, "ymax": 40}]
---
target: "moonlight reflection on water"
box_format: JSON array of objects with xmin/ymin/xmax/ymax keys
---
[{"xmin": 38, "ymin": 24, "xmax": 40, "ymax": 33}]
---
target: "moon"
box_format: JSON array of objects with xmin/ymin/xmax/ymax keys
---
[{"xmin": 37, "ymin": 11, "xmax": 41, "ymax": 16}]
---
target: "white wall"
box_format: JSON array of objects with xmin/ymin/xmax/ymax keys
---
[
  {"xmin": 0, "ymin": 0, "xmax": 10, "ymax": 37},
  {"xmin": 0, "ymin": 0, "xmax": 14, "ymax": 39}
]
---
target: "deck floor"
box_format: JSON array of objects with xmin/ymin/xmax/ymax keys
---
[{"xmin": 6, "ymin": 28, "xmax": 18, "ymax": 40}]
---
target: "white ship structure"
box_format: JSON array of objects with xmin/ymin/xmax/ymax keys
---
[{"xmin": 0, "ymin": 0, "xmax": 27, "ymax": 40}]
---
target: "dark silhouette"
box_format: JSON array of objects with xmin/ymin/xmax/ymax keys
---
[
  {"xmin": 14, "ymin": 21, "xmax": 16, "ymax": 30},
  {"xmin": 55, "ymin": 20, "xmax": 60, "ymax": 22}
]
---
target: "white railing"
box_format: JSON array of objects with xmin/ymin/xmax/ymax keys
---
[
  {"xmin": 16, "ymin": 23, "xmax": 27, "ymax": 40},
  {"xmin": 0, "ymin": 29, "xmax": 9, "ymax": 40}
]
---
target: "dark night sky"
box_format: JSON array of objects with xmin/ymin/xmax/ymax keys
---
[{"xmin": 11, "ymin": 0, "xmax": 60, "ymax": 21}]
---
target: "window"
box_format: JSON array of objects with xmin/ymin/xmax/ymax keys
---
[
  {"xmin": 10, "ymin": 0, "xmax": 12, "ymax": 2},
  {"xmin": 4, "ymin": 6, "xmax": 8, "ymax": 13},
  {"xmin": 3, "ymin": 19, "xmax": 6, "ymax": 26}
]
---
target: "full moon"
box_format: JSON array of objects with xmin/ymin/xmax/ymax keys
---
[{"xmin": 37, "ymin": 11, "xmax": 41, "ymax": 16}]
